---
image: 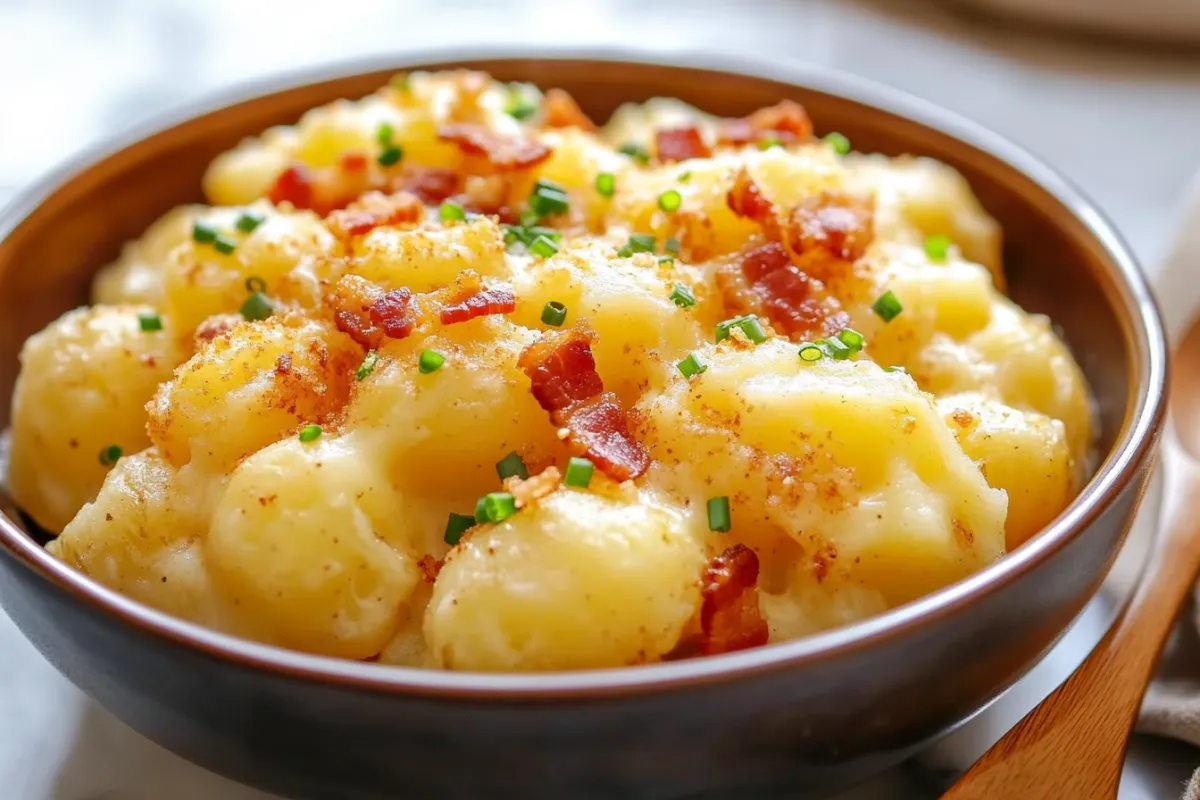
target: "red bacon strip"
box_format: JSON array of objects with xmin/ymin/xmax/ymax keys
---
[
  {"xmin": 786, "ymin": 191, "xmax": 874, "ymax": 265},
  {"xmin": 543, "ymin": 88, "xmax": 596, "ymax": 131},
  {"xmin": 726, "ymin": 167, "xmax": 775, "ymax": 223},
  {"xmin": 325, "ymin": 190, "xmax": 424, "ymax": 239},
  {"xmin": 518, "ymin": 328, "xmax": 650, "ymax": 482},
  {"xmin": 370, "ymin": 288, "xmax": 416, "ymax": 339},
  {"xmin": 439, "ymin": 287, "xmax": 516, "ymax": 325},
  {"xmin": 389, "ymin": 167, "xmax": 461, "ymax": 206},
  {"xmin": 438, "ymin": 124, "xmax": 554, "ymax": 171},
  {"xmin": 655, "ymin": 126, "xmax": 711, "ymax": 162},
  {"xmin": 268, "ymin": 165, "xmax": 315, "ymax": 211},
  {"xmin": 716, "ymin": 99, "xmax": 813, "ymax": 147},
  {"xmin": 698, "ymin": 544, "xmax": 769, "ymax": 656}
]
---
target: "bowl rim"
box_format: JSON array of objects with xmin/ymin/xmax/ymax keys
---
[{"xmin": 0, "ymin": 45, "xmax": 1168, "ymax": 699}]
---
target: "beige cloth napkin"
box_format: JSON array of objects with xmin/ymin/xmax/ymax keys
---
[{"xmin": 1133, "ymin": 170, "xmax": 1200, "ymax": 798}]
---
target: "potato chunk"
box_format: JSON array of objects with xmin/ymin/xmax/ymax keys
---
[
  {"xmin": 351, "ymin": 217, "xmax": 509, "ymax": 293},
  {"xmin": 426, "ymin": 488, "xmax": 704, "ymax": 671},
  {"xmin": 207, "ymin": 434, "xmax": 420, "ymax": 658},
  {"xmin": 10, "ymin": 305, "xmax": 178, "ymax": 531},
  {"xmin": 92, "ymin": 205, "xmax": 205, "ymax": 307}
]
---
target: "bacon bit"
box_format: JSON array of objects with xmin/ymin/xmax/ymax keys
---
[
  {"xmin": 519, "ymin": 328, "xmax": 605, "ymax": 413},
  {"xmin": 457, "ymin": 175, "xmax": 520, "ymax": 224},
  {"xmin": 504, "ymin": 466, "xmax": 562, "ymax": 508},
  {"xmin": 811, "ymin": 544, "xmax": 838, "ymax": 583},
  {"xmin": 561, "ymin": 394, "xmax": 650, "ymax": 482},
  {"xmin": 439, "ymin": 287, "xmax": 515, "ymax": 325},
  {"xmin": 543, "ymin": 88, "xmax": 596, "ymax": 131},
  {"xmin": 726, "ymin": 168, "xmax": 775, "ymax": 223},
  {"xmin": 369, "ymin": 288, "xmax": 416, "ymax": 339},
  {"xmin": 655, "ymin": 126, "xmax": 711, "ymax": 162},
  {"xmin": 699, "ymin": 544, "xmax": 770, "ymax": 656},
  {"xmin": 325, "ymin": 190, "xmax": 424, "ymax": 239},
  {"xmin": 438, "ymin": 124, "xmax": 553, "ymax": 171},
  {"xmin": 329, "ymin": 275, "xmax": 385, "ymax": 349},
  {"xmin": 950, "ymin": 408, "xmax": 975, "ymax": 429},
  {"xmin": 267, "ymin": 165, "xmax": 315, "ymax": 210},
  {"xmin": 519, "ymin": 328, "xmax": 649, "ymax": 482},
  {"xmin": 716, "ymin": 99, "xmax": 813, "ymax": 147},
  {"xmin": 390, "ymin": 167, "xmax": 460, "ymax": 205},
  {"xmin": 785, "ymin": 191, "xmax": 874, "ymax": 266},
  {"xmin": 417, "ymin": 555, "xmax": 444, "ymax": 582},
  {"xmin": 340, "ymin": 152, "xmax": 369, "ymax": 173},
  {"xmin": 193, "ymin": 314, "xmax": 241, "ymax": 345}
]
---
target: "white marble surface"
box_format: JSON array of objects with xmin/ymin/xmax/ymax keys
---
[{"xmin": 3, "ymin": 0, "xmax": 1200, "ymax": 797}]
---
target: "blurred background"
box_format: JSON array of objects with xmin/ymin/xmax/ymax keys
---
[{"xmin": 3, "ymin": 0, "xmax": 1200, "ymax": 797}]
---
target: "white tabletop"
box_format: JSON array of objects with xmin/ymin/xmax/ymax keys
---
[{"xmin": 3, "ymin": 1, "xmax": 1200, "ymax": 797}]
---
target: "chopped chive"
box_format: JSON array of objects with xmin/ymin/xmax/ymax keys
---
[
  {"xmin": 356, "ymin": 350, "xmax": 378, "ymax": 381},
  {"xmin": 707, "ymin": 496, "xmax": 731, "ymax": 532},
  {"xmin": 664, "ymin": 236, "xmax": 680, "ymax": 256},
  {"xmin": 239, "ymin": 292, "xmax": 272, "ymax": 321},
  {"xmin": 235, "ymin": 211, "xmax": 265, "ymax": 233},
  {"xmin": 836, "ymin": 327, "xmax": 865, "ymax": 353},
  {"xmin": 378, "ymin": 145, "xmax": 404, "ymax": 167},
  {"xmin": 824, "ymin": 131, "xmax": 851, "ymax": 156},
  {"xmin": 669, "ymin": 283, "xmax": 696, "ymax": 308},
  {"xmin": 924, "ymin": 234, "xmax": 952, "ymax": 261},
  {"xmin": 541, "ymin": 301, "xmax": 568, "ymax": 327},
  {"xmin": 676, "ymin": 353, "xmax": 707, "ymax": 379},
  {"xmin": 628, "ymin": 233, "xmax": 656, "ymax": 253},
  {"xmin": 298, "ymin": 424, "xmax": 322, "ymax": 442},
  {"xmin": 618, "ymin": 142, "xmax": 650, "ymax": 164},
  {"xmin": 595, "ymin": 172, "xmax": 615, "ymax": 197},
  {"xmin": 715, "ymin": 315, "xmax": 766, "ymax": 344},
  {"xmin": 439, "ymin": 201, "xmax": 467, "ymax": 223},
  {"xmin": 244, "ymin": 276, "xmax": 267, "ymax": 293},
  {"xmin": 505, "ymin": 86, "xmax": 538, "ymax": 120},
  {"xmin": 872, "ymin": 290, "xmax": 903, "ymax": 323},
  {"xmin": 496, "ymin": 451, "xmax": 529, "ymax": 481},
  {"xmin": 529, "ymin": 235, "xmax": 560, "ymax": 258},
  {"xmin": 658, "ymin": 189, "xmax": 682, "ymax": 212},
  {"xmin": 883, "ymin": 365, "xmax": 908, "ymax": 374},
  {"xmin": 137, "ymin": 312, "xmax": 162, "ymax": 332},
  {"xmin": 758, "ymin": 137, "xmax": 782, "ymax": 150},
  {"xmin": 212, "ymin": 234, "xmax": 238, "ymax": 255},
  {"xmin": 474, "ymin": 492, "xmax": 518, "ymax": 524},
  {"xmin": 677, "ymin": 170, "xmax": 691, "ymax": 183},
  {"xmin": 529, "ymin": 179, "xmax": 570, "ymax": 217},
  {"xmin": 376, "ymin": 122, "xmax": 395, "ymax": 145},
  {"xmin": 519, "ymin": 209, "xmax": 540, "ymax": 228},
  {"xmin": 657, "ymin": 256, "xmax": 674, "ymax": 265},
  {"xmin": 191, "ymin": 221, "xmax": 217, "ymax": 244},
  {"xmin": 98, "ymin": 444, "xmax": 122, "ymax": 467},
  {"xmin": 418, "ymin": 349, "xmax": 445, "ymax": 374},
  {"xmin": 564, "ymin": 457, "xmax": 594, "ymax": 489},
  {"xmin": 798, "ymin": 343, "xmax": 824, "ymax": 362},
  {"xmin": 617, "ymin": 245, "xmax": 634, "ymax": 258},
  {"xmin": 822, "ymin": 335, "xmax": 852, "ymax": 360},
  {"xmin": 444, "ymin": 512, "xmax": 475, "ymax": 545}
]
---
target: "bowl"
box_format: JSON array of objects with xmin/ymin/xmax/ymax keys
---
[{"xmin": 0, "ymin": 50, "xmax": 1167, "ymax": 799}]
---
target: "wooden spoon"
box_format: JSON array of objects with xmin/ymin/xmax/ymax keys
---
[{"xmin": 942, "ymin": 321, "xmax": 1195, "ymax": 798}]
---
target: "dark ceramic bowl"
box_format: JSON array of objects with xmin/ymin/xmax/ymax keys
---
[{"xmin": 0, "ymin": 50, "xmax": 1168, "ymax": 799}]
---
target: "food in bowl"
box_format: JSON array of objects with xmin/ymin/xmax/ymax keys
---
[{"xmin": 8, "ymin": 70, "xmax": 1091, "ymax": 672}]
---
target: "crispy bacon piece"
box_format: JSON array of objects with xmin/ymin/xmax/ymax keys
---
[
  {"xmin": 268, "ymin": 165, "xmax": 315, "ymax": 210},
  {"xmin": 329, "ymin": 275, "xmax": 385, "ymax": 349},
  {"xmin": 698, "ymin": 544, "xmax": 769, "ymax": 656},
  {"xmin": 268, "ymin": 159, "xmax": 376, "ymax": 215},
  {"xmin": 370, "ymin": 288, "xmax": 416, "ymax": 339},
  {"xmin": 785, "ymin": 191, "xmax": 874, "ymax": 266},
  {"xmin": 340, "ymin": 151, "xmax": 369, "ymax": 173},
  {"xmin": 518, "ymin": 328, "xmax": 650, "ymax": 482},
  {"xmin": 716, "ymin": 99, "xmax": 813, "ymax": 147},
  {"xmin": 390, "ymin": 167, "xmax": 461, "ymax": 205},
  {"xmin": 726, "ymin": 167, "xmax": 775, "ymax": 223},
  {"xmin": 655, "ymin": 126, "xmax": 710, "ymax": 162},
  {"xmin": 325, "ymin": 190, "xmax": 424, "ymax": 239},
  {"xmin": 543, "ymin": 88, "xmax": 596, "ymax": 131},
  {"xmin": 717, "ymin": 243, "xmax": 850, "ymax": 339},
  {"xmin": 193, "ymin": 313, "xmax": 241, "ymax": 346},
  {"xmin": 439, "ymin": 287, "xmax": 516, "ymax": 325},
  {"xmin": 438, "ymin": 124, "xmax": 553, "ymax": 171}
]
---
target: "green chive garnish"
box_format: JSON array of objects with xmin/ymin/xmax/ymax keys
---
[
  {"xmin": 239, "ymin": 292, "xmax": 272, "ymax": 321},
  {"xmin": 707, "ymin": 496, "xmax": 731, "ymax": 532},
  {"xmin": 628, "ymin": 233, "xmax": 656, "ymax": 253},
  {"xmin": 298, "ymin": 424, "xmax": 322, "ymax": 442},
  {"xmin": 137, "ymin": 312, "xmax": 162, "ymax": 332},
  {"xmin": 212, "ymin": 234, "xmax": 238, "ymax": 255},
  {"xmin": 595, "ymin": 172, "xmax": 615, "ymax": 197},
  {"xmin": 529, "ymin": 179, "xmax": 570, "ymax": 217},
  {"xmin": 798, "ymin": 343, "xmax": 824, "ymax": 362},
  {"xmin": 872, "ymin": 290, "xmax": 903, "ymax": 323},
  {"xmin": 825, "ymin": 131, "xmax": 851, "ymax": 156},
  {"xmin": 758, "ymin": 137, "xmax": 783, "ymax": 150},
  {"xmin": 378, "ymin": 145, "xmax": 404, "ymax": 167},
  {"xmin": 376, "ymin": 122, "xmax": 395, "ymax": 145},
  {"xmin": 883, "ymin": 365, "xmax": 908, "ymax": 374},
  {"xmin": 245, "ymin": 276, "xmax": 267, "ymax": 293},
  {"xmin": 439, "ymin": 201, "xmax": 467, "ymax": 223},
  {"xmin": 541, "ymin": 301, "xmax": 568, "ymax": 327},
  {"xmin": 924, "ymin": 234, "xmax": 952, "ymax": 261},
  {"xmin": 191, "ymin": 221, "xmax": 217, "ymax": 244},
  {"xmin": 676, "ymin": 353, "xmax": 707, "ymax": 379},
  {"xmin": 677, "ymin": 170, "xmax": 691, "ymax": 182},
  {"xmin": 98, "ymin": 445, "xmax": 122, "ymax": 467},
  {"xmin": 356, "ymin": 350, "xmax": 378, "ymax": 381},
  {"xmin": 519, "ymin": 209, "xmax": 540, "ymax": 228},
  {"xmin": 418, "ymin": 349, "xmax": 445, "ymax": 374},
  {"xmin": 669, "ymin": 283, "xmax": 696, "ymax": 308},
  {"xmin": 505, "ymin": 86, "xmax": 538, "ymax": 121},
  {"xmin": 529, "ymin": 235, "xmax": 560, "ymax": 258},
  {"xmin": 564, "ymin": 457, "xmax": 594, "ymax": 489},
  {"xmin": 444, "ymin": 512, "xmax": 475, "ymax": 545},
  {"xmin": 664, "ymin": 236, "xmax": 680, "ymax": 256},
  {"xmin": 474, "ymin": 492, "xmax": 518, "ymax": 524},
  {"xmin": 715, "ymin": 315, "xmax": 766, "ymax": 344},
  {"xmin": 496, "ymin": 451, "xmax": 529, "ymax": 481},
  {"xmin": 836, "ymin": 328, "xmax": 865, "ymax": 353},
  {"xmin": 235, "ymin": 211, "xmax": 265, "ymax": 233},
  {"xmin": 618, "ymin": 142, "xmax": 650, "ymax": 164},
  {"xmin": 823, "ymin": 335, "xmax": 852, "ymax": 360},
  {"xmin": 658, "ymin": 189, "xmax": 682, "ymax": 212}
]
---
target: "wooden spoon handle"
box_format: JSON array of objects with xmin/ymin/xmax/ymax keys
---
[{"xmin": 943, "ymin": 469, "xmax": 1200, "ymax": 799}]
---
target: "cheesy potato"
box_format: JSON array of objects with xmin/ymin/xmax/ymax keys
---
[{"xmin": 13, "ymin": 70, "xmax": 1094, "ymax": 672}]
